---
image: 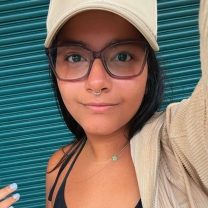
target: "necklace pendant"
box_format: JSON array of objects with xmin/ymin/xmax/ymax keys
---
[{"xmin": 112, "ymin": 156, "xmax": 118, "ymax": 162}]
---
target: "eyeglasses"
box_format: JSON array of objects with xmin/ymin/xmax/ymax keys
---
[{"xmin": 45, "ymin": 40, "xmax": 149, "ymax": 81}]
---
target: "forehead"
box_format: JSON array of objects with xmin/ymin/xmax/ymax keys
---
[{"xmin": 57, "ymin": 10, "xmax": 144, "ymax": 49}]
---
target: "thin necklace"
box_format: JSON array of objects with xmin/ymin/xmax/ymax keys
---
[
  {"xmin": 85, "ymin": 141, "xmax": 129, "ymax": 162},
  {"xmin": 74, "ymin": 141, "xmax": 129, "ymax": 184}
]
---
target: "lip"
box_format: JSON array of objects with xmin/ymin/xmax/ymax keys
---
[{"xmin": 81, "ymin": 102, "xmax": 118, "ymax": 113}]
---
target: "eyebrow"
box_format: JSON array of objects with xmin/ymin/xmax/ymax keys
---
[
  {"xmin": 57, "ymin": 38, "xmax": 143, "ymax": 49},
  {"xmin": 58, "ymin": 39, "xmax": 89, "ymax": 47}
]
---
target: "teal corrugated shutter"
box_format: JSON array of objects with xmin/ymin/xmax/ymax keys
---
[
  {"xmin": 157, "ymin": 1, "xmax": 200, "ymax": 108},
  {"xmin": 0, "ymin": 0, "xmax": 200, "ymax": 207},
  {"xmin": 0, "ymin": 1, "xmax": 72, "ymax": 207}
]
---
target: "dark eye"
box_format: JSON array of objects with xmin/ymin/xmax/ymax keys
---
[
  {"xmin": 114, "ymin": 52, "xmax": 132, "ymax": 62},
  {"xmin": 67, "ymin": 54, "xmax": 85, "ymax": 63}
]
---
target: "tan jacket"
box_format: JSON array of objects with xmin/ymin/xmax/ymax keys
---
[{"xmin": 130, "ymin": 1, "xmax": 208, "ymax": 207}]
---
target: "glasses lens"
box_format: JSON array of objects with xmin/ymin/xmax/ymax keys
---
[
  {"xmin": 49, "ymin": 46, "xmax": 90, "ymax": 80},
  {"xmin": 104, "ymin": 42, "xmax": 147, "ymax": 77}
]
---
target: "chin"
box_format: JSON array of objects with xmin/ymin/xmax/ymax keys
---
[{"xmin": 83, "ymin": 124, "xmax": 128, "ymax": 139}]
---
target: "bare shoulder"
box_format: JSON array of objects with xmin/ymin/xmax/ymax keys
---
[
  {"xmin": 46, "ymin": 143, "xmax": 73, "ymax": 173},
  {"xmin": 46, "ymin": 143, "xmax": 73, "ymax": 205}
]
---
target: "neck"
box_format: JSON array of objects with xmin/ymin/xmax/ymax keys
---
[{"xmin": 85, "ymin": 132, "xmax": 129, "ymax": 162}]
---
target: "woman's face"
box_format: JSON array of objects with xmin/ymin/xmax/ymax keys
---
[{"xmin": 57, "ymin": 10, "xmax": 148, "ymax": 139}]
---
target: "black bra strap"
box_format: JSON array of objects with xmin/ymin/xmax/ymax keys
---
[{"xmin": 48, "ymin": 140, "xmax": 86, "ymax": 201}]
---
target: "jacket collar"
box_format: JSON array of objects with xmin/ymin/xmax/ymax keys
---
[{"xmin": 130, "ymin": 114, "xmax": 164, "ymax": 208}]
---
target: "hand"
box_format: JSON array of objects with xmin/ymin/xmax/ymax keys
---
[{"xmin": 0, "ymin": 183, "xmax": 20, "ymax": 208}]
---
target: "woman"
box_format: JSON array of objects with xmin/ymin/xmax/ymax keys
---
[
  {"xmin": 1, "ymin": 0, "xmax": 207, "ymax": 207},
  {"xmin": 44, "ymin": 0, "xmax": 208, "ymax": 207}
]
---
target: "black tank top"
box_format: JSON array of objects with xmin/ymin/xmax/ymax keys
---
[{"xmin": 48, "ymin": 142, "xmax": 143, "ymax": 208}]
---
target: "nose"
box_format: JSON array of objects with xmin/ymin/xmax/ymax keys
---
[{"xmin": 85, "ymin": 58, "xmax": 111, "ymax": 94}]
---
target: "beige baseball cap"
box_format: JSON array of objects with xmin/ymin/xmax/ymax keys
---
[{"xmin": 44, "ymin": 0, "xmax": 159, "ymax": 51}]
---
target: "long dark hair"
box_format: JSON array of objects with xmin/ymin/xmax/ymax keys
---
[{"xmin": 48, "ymin": 45, "xmax": 164, "ymax": 171}]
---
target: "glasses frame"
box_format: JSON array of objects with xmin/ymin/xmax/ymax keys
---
[{"xmin": 45, "ymin": 40, "xmax": 149, "ymax": 82}]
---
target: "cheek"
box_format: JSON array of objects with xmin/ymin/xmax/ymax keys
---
[
  {"xmin": 120, "ymin": 66, "xmax": 147, "ymax": 103},
  {"xmin": 57, "ymin": 80, "xmax": 80, "ymax": 112},
  {"xmin": 110, "ymin": 68, "xmax": 148, "ymax": 125},
  {"xmin": 122, "ymin": 81, "xmax": 146, "ymax": 116},
  {"xmin": 124, "ymin": 68, "xmax": 147, "ymax": 116}
]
